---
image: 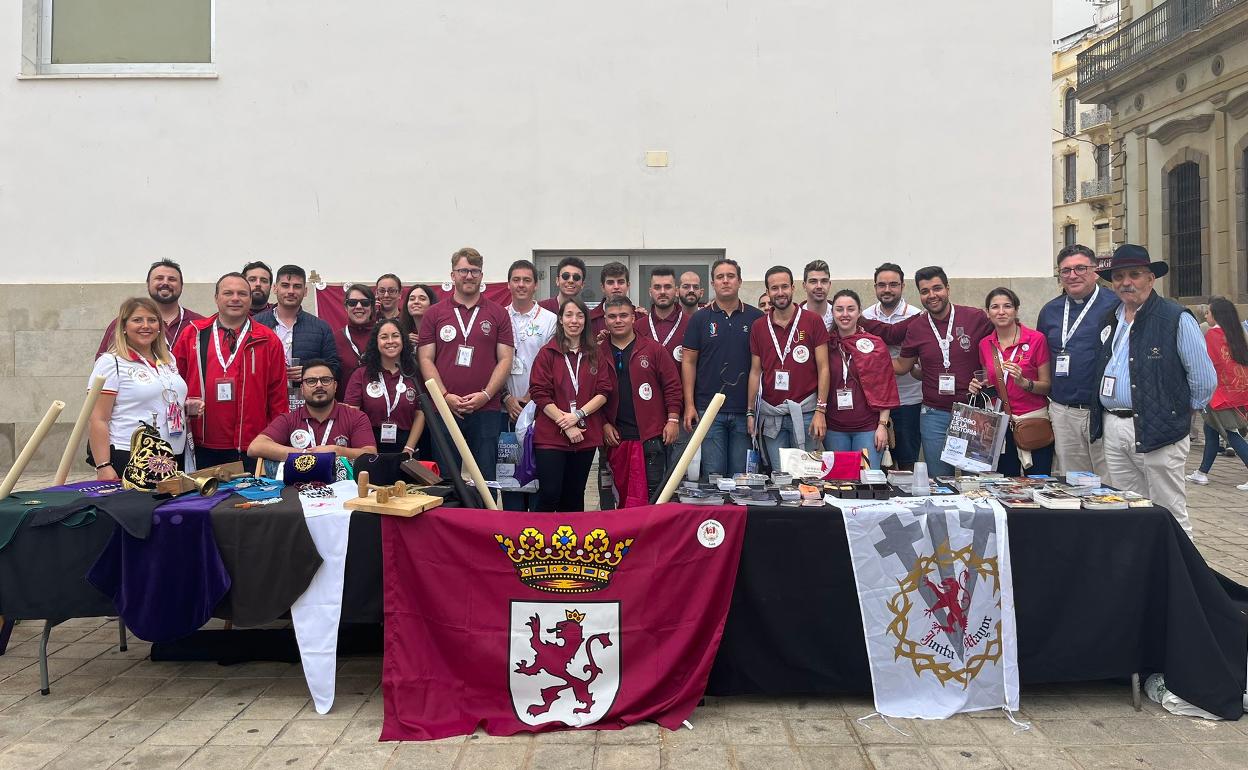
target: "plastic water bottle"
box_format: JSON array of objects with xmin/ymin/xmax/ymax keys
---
[{"xmin": 911, "ymin": 462, "xmax": 929, "ymax": 497}]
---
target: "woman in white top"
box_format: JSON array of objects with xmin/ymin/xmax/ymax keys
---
[{"xmin": 88, "ymin": 297, "xmax": 190, "ymax": 480}]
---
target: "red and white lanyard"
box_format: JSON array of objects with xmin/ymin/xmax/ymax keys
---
[
  {"xmin": 213, "ymin": 319, "xmax": 250, "ymax": 372},
  {"xmin": 563, "ymin": 351, "xmax": 583, "ymax": 396},
  {"xmin": 766, "ymin": 307, "xmax": 804, "ymax": 365},
  {"xmin": 648, "ymin": 309, "xmax": 683, "ymax": 348}
]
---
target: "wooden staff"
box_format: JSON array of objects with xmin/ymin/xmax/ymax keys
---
[
  {"xmin": 656, "ymin": 392, "xmax": 725, "ymax": 504},
  {"xmin": 53, "ymin": 376, "xmax": 107, "ymax": 485},
  {"xmin": 424, "ymin": 379, "xmax": 499, "ymax": 510},
  {"xmin": 0, "ymin": 400, "xmax": 67, "ymax": 500}
]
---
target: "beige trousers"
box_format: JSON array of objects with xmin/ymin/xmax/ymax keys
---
[
  {"xmin": 1049, "ymin": 401, "xmax": 1109, "ymax": 478},
  {"xmin": 1101, "ymin": 413, "xmax": 1192, "ymax": 538}
]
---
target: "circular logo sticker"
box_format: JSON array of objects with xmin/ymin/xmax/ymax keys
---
[
  {"xmin": 395, "ymin": 381, "xmax": 407, "ymax": 394},
  {"xmin": 959, "ymin": 335, "xmax": 972, "ymax": 351},
  {"xmin": 1101, "ymin": 326, "xmax": 1112, "ymax": 343},
  {"xmin": 290, "ymin": 429, "xmax": 313, "ymax": 450},
  {"xmin": 441, "ymin": 281, "xmax": 453, "ymax": 291},
  {"xmin": 1022, "ymin": 343, "xmax": 1030, "ymax": 352},
  {"xmin": 639, "ymin": 357, "xmax": 650, "ymax": 369},
  {"xmin": 439, "ymin": 324, "xmax": 457, "ymax": 343},
  {"xmin": 406, "ymin": 389, "xmax": 417, "ymax": 402},
  {"xmin": 855, "ymin": 338, "xmax": 875, "ymax": 354},
  {"xmin": 791, "ymin": 345, "xmax": 810, "ymax": 364},
  {"xmin": 697, "ymin": 519, "xmax": 725, "ymax": 549},
  {"xmin": 366, "ymin": 381, "xmax": 384, "ymax": 399},
  {"xmin": 673, "ymin": 345, "xmax": 684, "ymax": 362},
  {"xmin": 481, "ymin": 320, "xmax": 492, "ymax": 335},
  {"xmin": 335, "ymin": 436, "xmax": 349, "ymax": 447},
  {"xmin": 638, "ymin": 383, "xmax": 653, "ymax": 401},
  {"xmin": 130, "ymin": 368, "xmax": 154, "ymax": 384}
]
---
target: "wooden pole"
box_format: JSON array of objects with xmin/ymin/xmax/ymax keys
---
[
  {"xmin": 54, "ymin": 376, "xmax": 106, "ymax": 485},
  {"xmin": 656, "ymin": 392, "xmax": 725, "ymax": 505},
  {"xmin": 424, "ymin": 379, "xmax": 499, "ymax": 510},
  {"xmin": 0, "ymin": 401, "xmax": 67, "ymax": 500}
]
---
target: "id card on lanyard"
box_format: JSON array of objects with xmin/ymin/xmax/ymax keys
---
[
  {"xmin": 213, "ymin": 320, "xmax": 249, "ymax": 402},
  {"xmin": 768, "ymin": 308, "xmax": 803, "ymax": 393},
  {"xmin": 928, "ymin": 307, "xmax": 956, "ymax": 395},
  {"xmin": 1056, "ymin": 286, "xmax": 1098, "ymax": 377},
  {"xmin": 454, "ymin": 306, "xmax": 479, "ymax": 368},
  {"xmin": 836, "ymin": 350, "xmax": 854, "ymax": 409}
]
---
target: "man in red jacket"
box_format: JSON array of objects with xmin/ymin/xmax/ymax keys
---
[
  {"xmin": 601, "ymin": 297, "xmax": 682, "ymax": 507},
  {"xmin": 173, "ymin": 272, "xmax": 290, "ymax": 469}
]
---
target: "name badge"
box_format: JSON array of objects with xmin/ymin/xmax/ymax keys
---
[
  {"xmin": 456, "ymin": 345, "xmax": 475, "ymax": 367},
  {"xmin": 1100, "ymin": 375, "xmax": 1116, "ymax": 398},
  {"xmin": 938, "ymin": 374, "xmax": 955, "ymax": 395},
  {"xmin": 774, "ymin": 370, "xmax": 790, "ymax": 392},
  {"xmin": 1055, "ymin": 353, "xmax": 1071, "ymax": 377},
  {"xmin": 511, "ymin": 357, "xmax": 525, "ymax": 376},
  {"xmin": 836, "ymin": 388, "xmax": 854, "ymax": 410},
  {"xmin": 215, "ymin": 378, "xmax": 235, "ymax": 402},
  {"xmin": 380, "ymin": 423, "xmax": 398, "ymax": 443}
]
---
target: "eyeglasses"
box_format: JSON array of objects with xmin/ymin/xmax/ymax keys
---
[
  {"xmin": 344, "ymin": 298, "xmax": 371, "ymax": 307},
  {"xmin": 874, "ymin": 282, "xmax": 902, "ymax": 290},
  {"xmin": 301, "ymin": 376, "xmax": 336, "ymax": 387},
  {"xmin": 560, "ymin": 272, "xmax": 584, "ymax": 282},
  {"xmin": 375, "ymin": 287, "xmax": 399, "ymax": 295},
  {"xmin": 680, "ymin": 284, "xmax": 700, "ymax": 291},
  {"xmin": 1058, "ymin": 265, "xmax": 1093, "ymax": 277},
  {"xmin": 454, "ymin": 268, "xmax": 483, "ymax": 277}
]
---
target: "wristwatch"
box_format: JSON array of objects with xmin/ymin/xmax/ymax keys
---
[{"xmin": 573, "ymin": 407, "xmax": 587, "ymax": 421}]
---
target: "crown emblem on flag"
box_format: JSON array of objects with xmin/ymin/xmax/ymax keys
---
[{"xmin": 494, "ymin": 525, "xmax": 634, "ymax": 594}]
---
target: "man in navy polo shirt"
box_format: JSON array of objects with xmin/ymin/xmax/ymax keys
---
[
  {"xmin": 1035, "ymin": 244, "xmax": 1119, "ymax": 476},
  {"xmin": 682, "ymin": 258, "xmax": 764, "ymax": 479}
]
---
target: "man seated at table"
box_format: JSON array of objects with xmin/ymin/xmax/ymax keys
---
[{"xmin": 247, "ymin": 359, "xmax": 377, "ymax": 462}]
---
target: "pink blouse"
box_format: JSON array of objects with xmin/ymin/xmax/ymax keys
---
[{"xmin": 978, "ymin": 325, "xmax": 1050, "ymax": 416}]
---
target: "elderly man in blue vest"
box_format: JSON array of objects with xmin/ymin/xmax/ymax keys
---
[{"xmin": 1090, "ymin": 245, "xmax": 1215, "ymax": 538}]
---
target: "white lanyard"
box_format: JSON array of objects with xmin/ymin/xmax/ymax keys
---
[
  {"xmin": 306, "ymin": 418, "xmax": 335, "ymax": 447},
  {"xmin": 454, "ymin": 305, "xmax": 480, "ymax": 341},
  {"xmin": 377, "ymin": 372, "xmax": 402, "ymax": 419},
  {"xmin": 766, "ymin": 307, "xmax": 804, "ymax": 365},
  {"xmin": 1061, "ymin": 286, "xmax": 1099, "ymax": 349},
  {"xmin": 213, "ymin": 319, "xmax": 250, "ymax": 373},
  {"xmin": 343, "ymin": 325, "xmax": 364, "ymax": 361},
  {"xmin": 840, "ymin": 348, "xmax": 852, "ymax": 384},
  {"xmin": 563, "ymin": 351, "xmax": 583, "ymax": 396},
  {"xmin": 1108, "ymin": 317, "xmax": 1132, "ymax": 368},
  {"xmin": 926, "ymin": 305, "xmax": 956, "ymax": 369},
  {"xmin": 648, "ymin": 309, "xmax": 683, "ymax": 348},
  {"xmin": 994, "ymin": 337, "xmax": 1022, "ymax": 385},
  {"xmin": 165, "ymin": 307, "xmax": 186, "ymax": 346}
]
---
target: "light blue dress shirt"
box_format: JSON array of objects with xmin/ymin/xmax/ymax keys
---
[{"xmin": 1100, "ymin": 303, "xmax": 1215, "ymax": 411}]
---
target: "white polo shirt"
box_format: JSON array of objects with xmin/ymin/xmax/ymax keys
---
[
  {"xmin": 506, "ymin": 302, "xmax": 557, "ymax": 399},
  {"xmin": 800, "ymin": 301, "xmax": 837, "ymax": 332},
  {"xmin": 92, "ymin": 352, "xmax": 190, "ymax": 453},
  {"xmin": 862, "ymin": 299, "xmax": 923, "ymax": 406}
]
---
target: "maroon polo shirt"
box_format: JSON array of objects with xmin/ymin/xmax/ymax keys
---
[
  {"xmin": 261, "ymin": 401, "xmax": 375, "ymax": 449},
  {"xmin": 417, "ymin": 297, "xmax": 514, "ymax": 411},
  {"xmin": 827, "ymin": 346, "xmax": 879, "ymax": 433},
  {"xmin": 343, "ymin": 366, "xmax": 419, "ymax": 430},
  {"xmin": 333, "ymin": 322, "xmax": 374, "ymax": 389},
  {"xmin": 634, "ymin": 307, "xmax": 690, "ymax": 366},
  {"xmin": 899, "ymin": 304, "xmax": 994, "ymax": 412},
  {"xmin": 748, "ymin": 308, "xmax": 829, "ymax": 406}
]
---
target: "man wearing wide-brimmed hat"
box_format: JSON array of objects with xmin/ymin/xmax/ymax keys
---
[{"xmin": 1089, "ymin": 244, "xmax": 1216, "ymax": 538}]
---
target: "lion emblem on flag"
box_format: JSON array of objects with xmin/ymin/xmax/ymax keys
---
[{"xmin": 509, "ymin": 601, "xmax": 620, "ymax": 726}]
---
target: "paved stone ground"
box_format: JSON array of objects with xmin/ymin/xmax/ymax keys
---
[{"xmin": 1, "ymin": 460, "xmax": 1246, "ymax": 770}]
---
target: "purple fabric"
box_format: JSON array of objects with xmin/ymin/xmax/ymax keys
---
[
  {"xmin": 87, "ymin": 490, "xmax": 232, "ymax": 643},
  {"xmin": 44, "ymin": 480, "xmax": 125, "ymax": 497}
]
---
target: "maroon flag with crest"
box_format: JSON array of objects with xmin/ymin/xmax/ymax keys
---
[{"xmin": 379, "ymin": 504, "xmax": 746, "ymax": 740}]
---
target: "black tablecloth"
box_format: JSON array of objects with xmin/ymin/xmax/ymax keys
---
[{"xmin": 2, "ymin": 500, "xmax": 1244, "ymax": 719}]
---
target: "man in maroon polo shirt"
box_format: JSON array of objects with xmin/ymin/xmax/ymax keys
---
[
  {"xmin": 247, "ymin": 360, "xmax": 377, "ymax": 462},
  {"xmin": 538, "ymin": 256, "xmax": 587, "ymax": 314},
  {"xmin": 417, "ymin": 247, "xmax": 515, "ymax": 480},
  {"xmin": 747, "ymin": 266, "xmax": 831, "ymax": 472},
  {"xmin": 96, "ymin": 259, "xmax": 203, "ymax": 356},
  {"xmin": 589, "ymin": 261, "xmax": 642, "ymax": 339},
  {"xmin": 602, "ymin": 297, "xmax": 682, "ymax": 507},
  {"xmin": 635, "ymin": 267, "xmax": 689, "ymax": 362}
]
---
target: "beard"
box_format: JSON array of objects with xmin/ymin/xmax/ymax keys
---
[
  {"xmin": 150, "ymin": 287, "xmax": 180, "ymax": 305},
  {"xmin": 250, "ymin": 290, "xmax": 269, "ymax": 308},
  {"xmin": 305, "ymin": 392, "xmax": 333, "ymax": 408}
]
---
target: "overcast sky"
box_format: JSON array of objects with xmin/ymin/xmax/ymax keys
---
[{"xmin": 1054, "ymin": 0, "xmax": 1097, "ymax": 39}]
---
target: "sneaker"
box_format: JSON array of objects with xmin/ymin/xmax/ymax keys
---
[
  {"xmin": 1237, "ymin": 481, "xmax": 1248, "ymax": 491},
  {"xmin": 1187, "ymin": 471, "xmax": 1209, "ymax": 485}
]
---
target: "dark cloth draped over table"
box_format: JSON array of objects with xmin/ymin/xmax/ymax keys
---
[
  {"xmin": 87, "ymin": 491, "xmax": 232, "ymax": 643},
  {"xmin": 32, "ymin": 489, "xmax": 162, "ymax": 540},
  {"xmin": 0, "ymin": 492, "xmax": 94, "ymax": 550},
  {"xmin": 707, "ymin": 506, "xmax": 1248, "ymax": 721}
]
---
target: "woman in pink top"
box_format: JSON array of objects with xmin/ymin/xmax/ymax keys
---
[{"xmin": 969, "ymin": 287, "xmax": 1053, "ymax": 476}]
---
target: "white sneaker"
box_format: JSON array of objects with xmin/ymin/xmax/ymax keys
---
[
  {"xmin": 1186, "ymin": 471, "xmax": 1209, "ymax": 485},
  {"xmin": 1237, "ymin": 481, "xmax": 1248, "ymax": 491}
]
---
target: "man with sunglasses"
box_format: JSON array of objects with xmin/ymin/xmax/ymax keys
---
[
  {"xmin": 1036, "ymin": 244, "xmax": 1119, "ymax": 477},
  {"xmin": 539, "ymin": 256, "xmax": 587, "ymax": 313},
  {"xmin": 96, "ymin": 259, "xmax": 203, "ymax": 356},
  {"xmin": 248, "ymin": 359, "xmax": 377, "ymax": 462},
  {"xmin": 418, "ymin": 247, "xmax": 515, "ymax": 482}
]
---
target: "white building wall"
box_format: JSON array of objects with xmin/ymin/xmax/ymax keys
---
[{"xmin": 0, "ymin": 0, "xmax": 1052, "ymax": 284}]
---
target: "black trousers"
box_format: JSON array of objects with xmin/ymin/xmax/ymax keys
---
[
  {"xmin": 534, "ymin": 448, "xmax": 596, "ymax": 512},
  {"xmin": 195, "ymin": 446, "xmax": 245, "ymax": 470},
  {"xmin": 373, "ymin": 426, "xmax": 411, "ymax": 456}
]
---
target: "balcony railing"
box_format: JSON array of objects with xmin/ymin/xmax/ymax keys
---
[
  {"xmin": 1078, "ymin": 0, "xmax": 1248, "ymax": 90},
  {"xmin": 1082, "ymin": 178, "xmax": 1112, "ymax": 199},
  {"xmin": 1080, "ymin": 106, "xmax": 1111, "ymax": 132},
  {"xmin": 1063, "ymin": 188, "xmax": 1078, "ymax": 204}
]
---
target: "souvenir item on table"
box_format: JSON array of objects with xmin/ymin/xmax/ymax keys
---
[
  {"xmin": 771, "ymin": 472, "xmax": 793, "ymax": 486},
  {"xmin": 779, "ymin": 448, "xmax": 869, "ymax": 480},
  {"xmin": 296, "ymin": 481, "xmax": 336, "ymax": 499},
  {"xmin": 887, "ymin": 470, "xmax": 914, "ymax": 487},
  {"xmin": 777, "ymin": 487, "xmax": 802, "ymax": 503},
  {"xmin": 860, "ymin": 470, "xmax": 886, "ymax": 485},
  {"xmin": 941, "ymin": 395, "xmax": 1008, "ymax": 473},
  {"xmin": 283, "ymin": 452, "xmax": 338, "ymax": 485},
  {"xmin": 729, "ymin": 489, "xmax": 775, "ymax": 506},
  {"xmin": 1066, "ymin": 471, "xmax": 1102, "ymax": 487},
  {"xmin": 676, "ymin": 488, "xmax": 726, "ymax": 505},
  {"xmin": 1081, "ymin": 493, "xmax": 1129, "ymax": 510},
  {"xmin": 121, "ymin": 421, "xmax": 179, "ymax": 491},
  {"xmin": 1032, "ymin": 487, "xmax": 1082, "ymax": 510}
]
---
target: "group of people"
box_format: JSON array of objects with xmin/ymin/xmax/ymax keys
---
[{"xmin": 86, "ymin": 243, "xmax": 1248, "ymax": 534}]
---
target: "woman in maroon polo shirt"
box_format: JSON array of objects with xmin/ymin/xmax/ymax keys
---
[
  {"xmin": 344, "ymin": 318, "xmax": 425, "ymax": 456},
  {"xmin": 399, "ymin": 284, "xmax": 439, "ymax": 347},
  {"xmin": 528, "ymin": 298, "xmax": 614, "ymax": 512},
  {"xmin": 334, "ymin": 284, "xmax": 376, "ymax": 390},
  {"xmin": 826, "ymin": 290, "xmax": 899, "ymax": 469}
]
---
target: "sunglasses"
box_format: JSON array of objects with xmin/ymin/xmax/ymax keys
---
[
  {"xmin": 560, "ymin": 272, "xmax": 584, "ymax": 282},
  {"xmin": 344, "ymin": 298, "xmax": 371, "ymax": 308}
]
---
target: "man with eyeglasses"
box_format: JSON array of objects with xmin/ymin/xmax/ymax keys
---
[
  {"xmin": 539, "ymin": 256, "xmax": 587, "ymax": 313},
  {"xmin": 1089, "ymin": 244, "xmax": 1215, "ymax": 538},
  {"xmin": 243, "ymin": 261, "xmax": 276, "ymax": 316},
  {"xmin": 798, "ymin": 259, "xmax": 836, "ymax": 332},
  {"xmin": 374, "ymin": 274, "xmax": 403, "ymax": 320},
  {"xmin": 861, "ymin": 262, "xmax": 922, "ymax": 469},
  {"xmin": 679, "ymin": 271, "xmax": 705, "ymax": 312},
  {"xmin": 1036, "ymin": 244, "xmax": 1120, "ymax": 477},
  {"xmin": 96, "ymin": 259, "xmax": 204, "ymax": 356},
  {"xmin": 248, "ymin": 359, "xmax": 377, "ymax": 462},
  {"xmin": 418, "ymin": 247, "xmax": 515, "ymax": 482}
]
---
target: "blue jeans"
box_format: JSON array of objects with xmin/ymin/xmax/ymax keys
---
[
  {"xmin": 434, "ymin": 409, "xmax": 505, "ymax": 482},
  {"xmin": 919, "ymin": 406, "xmax": 954, "ymax": 478},
  {"xmin": 701, "ymin": 411, "xmax": 751, "ymax": 480},
  {"xmin": 891, "ymin": 403, "xmax": 922, "ymax": 470},
  {"xmin": 1200, "ymin": 421, "xmax": 1248, "ymax": 473},
  {"xmin": 762, "ymin": 410, "xmax": 818, "ymax": 473},
  {"xmin": 825, "ymin": 430, "xmax": 880, "ymax": 469}
]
